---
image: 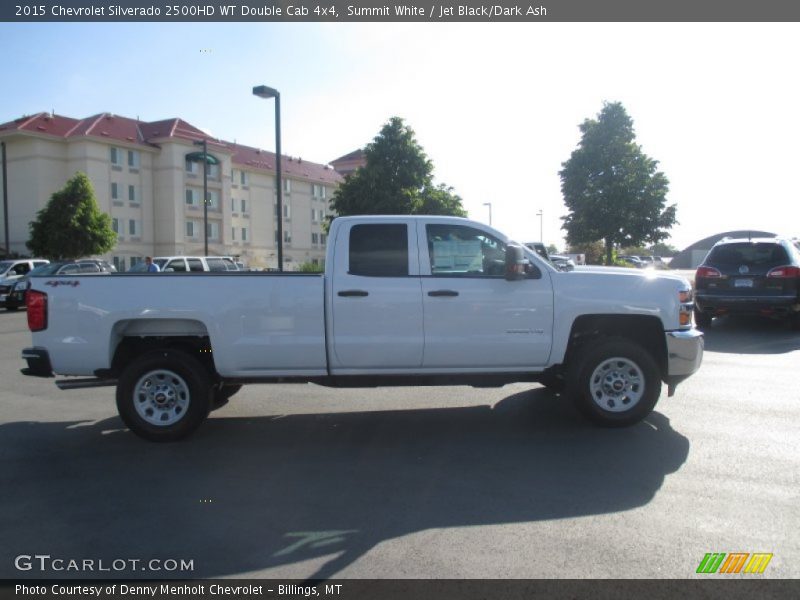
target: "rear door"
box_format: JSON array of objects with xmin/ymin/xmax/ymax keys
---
[{"xmin": 329, "ymin": 220, "xmax": 424, "ymax": 371}]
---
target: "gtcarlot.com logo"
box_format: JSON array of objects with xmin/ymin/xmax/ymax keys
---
[
  {"xmin": 14, "ymin": 554, "xmax": 194, "ymax": 573},
  {"xmin": 696, "ymin": 552, "xmax": 773, "ymax": 574}
]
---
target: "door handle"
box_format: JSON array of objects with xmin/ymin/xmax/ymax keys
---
[
  {"xmin": 338, "ymin": 290, "xmax": 369, "ymax": 297},
  {"xmin": 427, "ymin": 290, "xmax": 459, "ymax": 297}
]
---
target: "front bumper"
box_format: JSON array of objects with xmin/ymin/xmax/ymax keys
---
[{"xmin": 664, "ymin": 328, "xmax": 704, "ymax": 395}]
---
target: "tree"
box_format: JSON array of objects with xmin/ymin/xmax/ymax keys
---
[
  {"xmin": 27, "ymin": 172, "xmax": 116, "ymax": 260},
  {"xmin": 649, "ymin": 242, "xmax": 679, "ymax": 257},
  {"xmin": 330, "ymin": 117, "xmax": 466, "ymax": 219},
  {"xmin": 560, "ymin": 102, "xmax": 676, "ymax": 265}
]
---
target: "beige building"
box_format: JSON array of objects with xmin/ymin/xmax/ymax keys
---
[{"xmin": 0, "ymin": 112, "xmax": 342, "ymax": 270}]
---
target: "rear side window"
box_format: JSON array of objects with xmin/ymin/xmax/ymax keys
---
[
  {"xmin": 188, "ymin": 259, "xmax": 205, "ymax": 272},
  {"xmin": 206, "ymin": 258, "xmax": 227, "ymax": 272},
  {"xmin": 349, "ymin": 224, "xmax": 409, "ymax": 277},
  {"xmin": 708, "ymin": 243, "xmax": 789, "ymax": 268}
]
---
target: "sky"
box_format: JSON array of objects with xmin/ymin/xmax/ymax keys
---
[{"xmin": 2, "ymin": 21, "xmax": 799, "ymax": 251}]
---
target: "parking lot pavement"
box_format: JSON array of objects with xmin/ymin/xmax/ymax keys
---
[{"xmin": 1, "ymin": 310, "xmax": 798, "ymax": 580}]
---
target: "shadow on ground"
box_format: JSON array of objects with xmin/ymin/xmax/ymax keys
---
[
  {"xmin": 1, "ymin": 388, "xmax": 689, "ymax": 580},
  {"xmin": 700, "ymin": 315, "xmax": 800, "ymax": 354}
]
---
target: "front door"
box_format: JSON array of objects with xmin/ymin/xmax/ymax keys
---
[{"xmin": 419, "ymin": 222, "xmax": 553, "ymax": 369}]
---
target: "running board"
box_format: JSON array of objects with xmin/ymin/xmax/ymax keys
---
[{"xmin": 55, "ymin": 378, "xmax": 117, "ymax": 390}]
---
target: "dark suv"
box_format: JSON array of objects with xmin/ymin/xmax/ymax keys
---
[{"xmin": 694, "ymin": 237, "xmax": 800, "ymax": 328}]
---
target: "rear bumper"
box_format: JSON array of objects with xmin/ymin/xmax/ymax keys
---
[
  {"xmin": 21, "ymin": 347, "xmax": 54, "ymax": 377},
  {"xmin": 664, "ymin": 329, "xmax": 704, "ymax": 394},
  {"xmin": 696, "ymin": 293, "xmax": 800, "ymax": 315}
]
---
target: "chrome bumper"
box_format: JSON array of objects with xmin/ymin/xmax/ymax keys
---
[{"xmin": 665, "ymin": 329, "xmax": 704, "ymax": 395}]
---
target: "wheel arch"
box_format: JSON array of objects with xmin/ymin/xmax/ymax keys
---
[
  {"xmin": 562, "ymin": 314, "xmax": 668, "ymax": 381},
  {"xmin": 108, "ymin": 319, "xmax": 217, "ymax": 380}
]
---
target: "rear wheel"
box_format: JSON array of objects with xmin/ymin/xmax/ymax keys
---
[
  {"xmin": 116, "ymin": 349, "xmax": 212, "ymax": 442},
  {"xmin": 567, "ymin": 337, "xmax": 661, "ymax": 427}
]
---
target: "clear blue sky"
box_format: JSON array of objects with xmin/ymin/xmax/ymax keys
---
[{"xmin": 3, "ymin": 22, "xmax": 799, "ymax": 250}]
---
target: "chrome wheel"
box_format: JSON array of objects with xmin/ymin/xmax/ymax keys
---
[
  {"xmin": 133, "ymin": 369, "xmax": 191, "ymax": 426},
  {"xmin": 588, "ymin": 357, "xmax": 644, "ymax": 413}
]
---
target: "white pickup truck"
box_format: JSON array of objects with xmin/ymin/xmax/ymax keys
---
[{"xmin": 21, "ymin": 215, "xmax": 703, "ymax": 441}]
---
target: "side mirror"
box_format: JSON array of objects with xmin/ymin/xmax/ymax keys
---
[{"xmin": 505, "ymin": 244, "xmax": 527, "ymax": 281}]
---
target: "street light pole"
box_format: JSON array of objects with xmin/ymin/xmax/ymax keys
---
[
  {"xmin": 193, "ymin": 139, "xmax": 209, "ymax": 257},
  {"xmin": 536, "ymin": 209, "xmax": 543, "ymax": 242},
  {"xmin": 252, "ymin": 85, "xmax": 283, "ymax": 272},
  {"xmin": 483, "ymin": 202, "xmax": 492, "ymax": 226},
  {"xmin": 1, "ymin": 141, "xmax": 9, "ymax": 256}
]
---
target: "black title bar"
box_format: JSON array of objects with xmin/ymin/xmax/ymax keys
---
[{"xmin": 3, "ymin": 1, "xmax": 800, "ymax": 22}]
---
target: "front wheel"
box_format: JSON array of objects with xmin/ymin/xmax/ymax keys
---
[
  {"xmin": 116, "ymin": 349, "xmax": 213, "ymax": 442},
  {"xmin": 567, "ymin": 338, "xmax": 661, "ymax": 427}
]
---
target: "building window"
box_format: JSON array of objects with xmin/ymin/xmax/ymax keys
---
[
  {"xmin": 231, "ymin": 198, "xmax": 237, "ymax": 213},
  {"xmin": 128, "ymin": 219, "xmax": 139, "ymax": 237},
  {"xmin": 321, "ymin": 234, "xmax": 327, "ymax": 245},
  {"xmin": 185, "ymin": 188, "xmax": 199, "ymax": 206},
  {"xmin": 128, "ymin": 185, "xmax": 138, "ymax": 203},
  {"xmin": 185, "ymin": 159, "xmax": 199, "ymax": 174},
  {"xmin": 128, "ymin": 150, "xmax": 140, "ymax": 169},
  {"xmin": 312, "ymin": 232, "xmax": 319, "ymax": 245},
  {"xmin": 112, "ymin": 256, "xmax": 125, "ymax": 272},
  {"xmin": 284, "ymin": 230, "xmax": 292, "ymax": 244},
  {"xmin": 208, "ymin": 163, "xmax": 220, "ymax": 180},
  {"xmin": 312, "ymin": 183, "xmax": 326, "ymax": 199},
  {"xmin": 208, "ymin": 190, "xmax": 220, "ymax": 209},
  {"xmin": 112, "ymin": 218, "xmax": 119, "ymax": 235},
  {"xmin": 207, "ymin": 222, "xmax": 220, "ymax": 241},
  {"xmin": 283, "ymin": 203, "xmax": 291, "ymax": 219},
  {"xmin": 311, "ymin": 208, "xmax": 318, "ymax": 222},
  {"xmin": 242, "ymin": 227, "xmax": 248, "ymax": 242},
  {"xmin": 130, "ymin": 256, "xmax": 142, "ymax": 268},
  {"xmin": 111, "ymin": 182, "xmax": 119, "ymax": 201},
  {"xmin": 283, "ymin": 178, "xmax": 291, "ymax": 194},
  {"xmin": 241, "ymin": 199, "xmax": 247, "ymax": 213},
  {"xmin": 110, "ymin": 147, "xmax": 121, "ymax": 166},
  {"xmin": 240, "ymin": 170, "xmax": 248, "ymax": 186},
  {"xmin": 186, "ymin": 221, "xmax": 195, "ymax": 238}
]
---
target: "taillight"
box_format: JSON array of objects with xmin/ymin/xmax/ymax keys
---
[
  {"xmin": 27, "ymin": 290, "xmax": 48, "ymax": 332},
  {"xmin": 696, "ymin": 266, "xmax": 722, "ymax": 279},
  {"xmin": 766, "ymin": 265, "xmax": 800, "ymax": 278}
]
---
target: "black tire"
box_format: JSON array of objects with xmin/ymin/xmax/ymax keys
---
[
  {"xmin": 566, "ymin": 337, "xmax": 661, "ymax": 427},
  {"xmin": 116, "ymin": 349, "xmax": 213, "ymax": 442},
  {"xmin": 211, "ymin": 384, "xmax": 243, "ymax": 411},
  {"xmin": 694, "ymin": 308, "xmax": 712, "ymax": 330},
  {"xmin": 5, "ymin": 305, "xmax": 19, "ymax": 311}
]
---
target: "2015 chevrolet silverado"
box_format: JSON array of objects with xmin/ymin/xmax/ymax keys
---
[{"xmin": 21, "ymin": 216, "xmax": 703, "ymax": 441}]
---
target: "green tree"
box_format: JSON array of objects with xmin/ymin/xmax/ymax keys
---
[
  {"xmin": 27, "ymin": 172, "xmax": 116, "ymax": 260},
  {"xmin": 560, "ymin": 102, "xmax": 676, "ymax": 265},
  {"xmin": 330, "ymin": 117, "xmax": 466, "ymax": 219}
]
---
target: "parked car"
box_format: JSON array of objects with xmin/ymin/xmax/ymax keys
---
[
  {"xmin": 0, "ymin": 259, "xmax": 50, "ymax": 301},
  {"xmin": 3, "ymin": 260, "xmax": 115, "ymax": 310},
  {"xmin": 694, "ymin": 237, "xmax": 800, "ymax": 328},
  {"xmin": 619, "ymin": 256, "xmax": 645, "ymax": 268},
  {"xmin": 524, "ymin": 243, "xmax": 574, "ymax": 271},
  {"xmin": 153, "ymin": 256, "xmax": 240, "ymax": 273},
  {"xmin": 549, "ymin": 254, "xmax": 576, "ymax": 271}
]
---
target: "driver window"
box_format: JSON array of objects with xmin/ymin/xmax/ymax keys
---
[{"xmin": 426, "ymin": 224, "xmax": 506, "ymax": 277}]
